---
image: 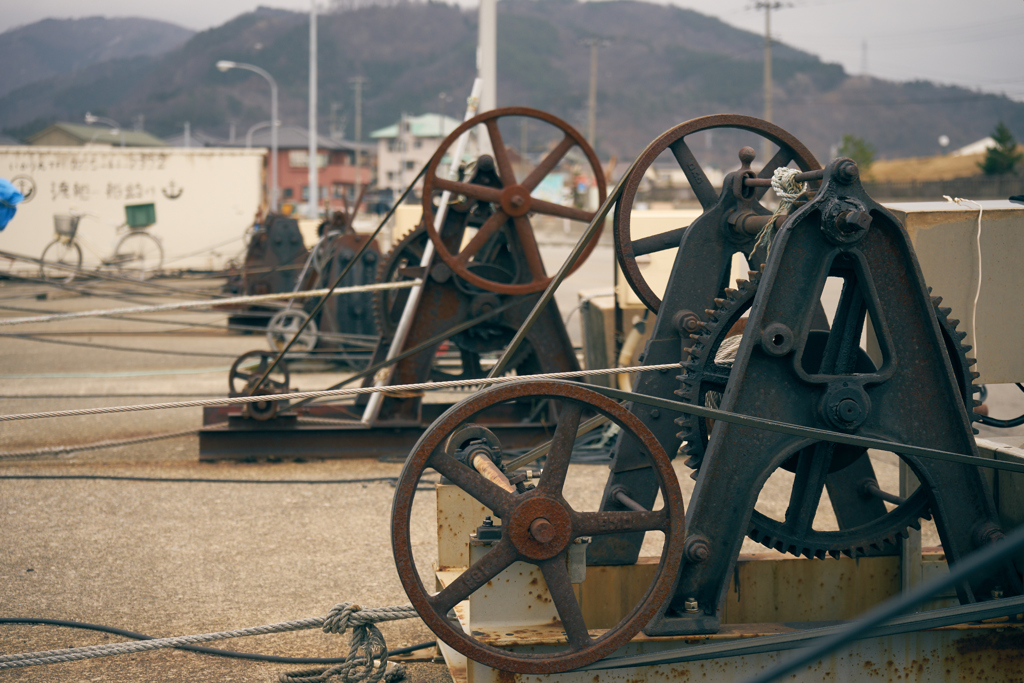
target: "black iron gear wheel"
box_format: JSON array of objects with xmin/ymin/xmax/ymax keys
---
[
  {"xmin": 372, "ymin": 225, "xmax": 540, "ymax": 383},
  {"xmin": 675, "ymin": 275, "xmax": 980, "ymax": 559},
  {"xmin": 373, "ymin": 225, "xmax": 429, "ymax": 341}
]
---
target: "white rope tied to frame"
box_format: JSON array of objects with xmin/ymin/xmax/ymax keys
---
[
  {"xmin": 0, "ymin": 362, "xmax": 683, "ymax": 422},
  {"xmin": 753, "ymin": 167, "xmax": 809, "ymax": 256},
  {"xmin": 0, "ymin": 279, "xmax": 423, "ymax": 327},
  {"xmin": 0, "ymin": 603, "xmax": 418, "ymax": 679},
  {"xmin": 943, "ymin": 195, "xmax": 984, "ymax": 365}
]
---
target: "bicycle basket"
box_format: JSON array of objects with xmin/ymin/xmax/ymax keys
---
[
  {"xmin": 53, "ymin": 214, "xmax": 81, "ymax": 239},
  {"xmin": 125, "ymin": 203, "xmax": 156, "ymax": 229}
]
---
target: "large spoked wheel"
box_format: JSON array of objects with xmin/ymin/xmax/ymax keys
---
[
  {"xmin": 229, "ymin": 350, "xmax": 291, "ymax": 420},
  {"xmin": 40, "ymin": 239, "xmax": 82, "ymax": 283},
  {"xmin": 421, "ymin": 107, "xmax": 607, "ymax": 295},
  {"xmin": 392, "ymin": 380, "xmax": 685, "ymax": 673},
  {"xmin": 114, "ymin": 230, "xmax": 163, "ymax": 280},
  {"xmin": 266, "ymin": 309, "xmax": 318, "ymax": 353},
  {"xmin": 615, "ymin": 114, "xmax": 820, "ymax": 313}
]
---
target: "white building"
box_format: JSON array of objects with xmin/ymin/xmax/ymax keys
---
[
  {"xmin": 0, "ymin": 146, "xmax": 264, "ymax": 272},
  {"xmin": 370, "ymin": 113, "xmax": 478, "ymax": 196}
]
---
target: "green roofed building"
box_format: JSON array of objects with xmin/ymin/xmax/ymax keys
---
[
  {"xmin": 370, "ymin": 113, "xmax": 472, "ymax": 194},
  {"xmin": 27, "ymin": 122, "xmax": 168, "ymax": 147}
]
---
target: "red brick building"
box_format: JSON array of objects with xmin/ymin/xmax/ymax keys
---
[{"xmin": 242, "ymin": 126, "xmax": 374, "ymax": 214}]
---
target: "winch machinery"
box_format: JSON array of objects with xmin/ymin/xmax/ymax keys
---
[{"xmin": 386, "ymin": 113, "xmax": 1023, "ymax": 675}]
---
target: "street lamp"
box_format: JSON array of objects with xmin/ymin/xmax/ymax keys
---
[
  {"xmin": 84, "ymin": 112, "xmax": 124, "ymax": 148},
  {"xmin": 245, "ymin": 121, "xmax": 275, "ymax": 149},
  {"xmin": 217, "ymin": 60, "xmax": 279, "ymax": 212}
]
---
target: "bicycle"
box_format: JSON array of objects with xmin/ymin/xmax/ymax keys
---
[{"xmin": 40, "ymin": 203, "xmax": 164, "ymax": 282}]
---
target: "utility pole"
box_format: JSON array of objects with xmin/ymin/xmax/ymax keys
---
[
  {"xmin": 350, "ymin": 76, "xmax": 367, "ymax": 210},
  {"xmin": 398, "ymin": 111, "xmax": 408, "ymax": 195},
  {"xmin": 580, "ymin": 38, "xmax": 611, "ymax": 150},
  {"xmin": 755, "ymin": 2, "xmax": 784, "ymax": 163},
  {"xmin": 308, "ymin": 0, "xmax": 319, "ymax": 219}
]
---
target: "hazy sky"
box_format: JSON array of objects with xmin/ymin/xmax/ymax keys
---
[{"xmin": 4, "ymin": 0, "xmax": 1023, "ymax": 100}]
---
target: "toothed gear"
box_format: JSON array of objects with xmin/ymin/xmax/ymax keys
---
[{"xmin": 675, "ymin": 276, "xmax": 979, "ymax": 559}]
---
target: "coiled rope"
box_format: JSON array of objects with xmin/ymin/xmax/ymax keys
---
[
  {"xmin": 0, "ymin": 279, "xmax": 423, "ymax": 327},
  {"xmin": 0, "ymin": 602, "xmax": 418, "ymax": 683},
  {"xmin": 0, "ymin": 363, "xmax": 682, "ymax": 423}
]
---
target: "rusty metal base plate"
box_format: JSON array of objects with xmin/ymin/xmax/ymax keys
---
[{"xmin": 198, "ymin": 404, "xmax": 554, "ymax": 461}]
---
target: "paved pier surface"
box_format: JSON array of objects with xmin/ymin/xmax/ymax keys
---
[{"xmin": 1, "ymin": 263, "xmax": 1019, "ymax": 682}]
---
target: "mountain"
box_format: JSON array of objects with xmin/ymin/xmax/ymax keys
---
[
  {"xmin": 0, "ymin": 17, "xmax": 194, "ymax": 99},
  {"xmin": 2, "ymin": 0, "xmax": 1022, "ymax": 168}
]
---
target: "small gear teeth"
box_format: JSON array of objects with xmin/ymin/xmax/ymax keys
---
[
  {"xmin": 713, "ymin": 297, "xmax": 726, "ymax": 307},
  {"xmin": 971, "ymin": 371, "xmax": 981, "ymax": 380},
  {"xmin": 736, "ymin": 279, "xmax": 750, "ymax": 288},
  {"xmin": 948, "ymin": 317, "xmax": 960, "ymax": 328},
  {"xmin": 938, "ymin": 306, "xmax": 952, "ymax": 317},
  {"xmin": 724, "ymin": 288, "xmax": 738, "ymax": 297},
  {"xmin": 748, "ymin": 270, "xmax": 760, "ymax": 280},
  {"xmin": 931, "ymin": 295, "xmax": 943, "ymax": 305}
]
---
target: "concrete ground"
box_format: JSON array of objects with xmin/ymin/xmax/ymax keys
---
[{"xmin": 1, "ymin": 237, "xmax": 1021, "ymax": 682}]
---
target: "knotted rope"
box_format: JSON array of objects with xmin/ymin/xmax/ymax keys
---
[
  {"xmin": 0, "ymin": 602, "xmax": 419, "ymax": 683},
  {"xmin": 280, "ymin": 603, "xmax": 418, "ymax": 683},
  {"xmin": 752, "ymin": 167, "xmax": 809, "ymax": 256}
]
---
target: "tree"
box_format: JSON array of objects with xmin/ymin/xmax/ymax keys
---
[
  {"xmin": 838, "ymin": 134, "xmax": 875, "ymax": 172},
  {"xmin": 978, "ymin": 121, "xmax": 1023, "ymax": 175}
]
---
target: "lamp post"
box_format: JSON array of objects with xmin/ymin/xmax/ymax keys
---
[
  {"xmin": 245, "ymin": 121, "xmax": 275, "ymax": 149},
  {"xmin": 217, "ymin": 60, "xmax": 279, "ymax": 212},
  {"xmin": 84, "ymin": 112, "xmax": 124, "ymax": 148}
]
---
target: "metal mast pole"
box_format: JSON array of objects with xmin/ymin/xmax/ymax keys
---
[
  {"xmin": 476, "ymin": 0, "xmax": 497, "ymax": 156},
  {"xmin": 351, "ymin": 76, "xmax": 366, "ymax": 211},
  {"xmin": 308, "ymin": 0, "xmax": 319, "ymax": 219}
]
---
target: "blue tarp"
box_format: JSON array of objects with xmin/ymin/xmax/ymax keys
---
[{"xmin": 0, "ymin": 178, "xmax": 25, "ymax": 230}]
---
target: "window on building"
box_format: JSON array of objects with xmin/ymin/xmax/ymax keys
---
[
  {"xmin": 405, "ymin": 160, "xmax": 416, "ymax": 170},
  {"xmin": 387, "ymin": 172, "xmax": 395, "ymax": 181},
  {"xmin": 413, "ymin": 139, "xmax": 423, "ymax": 149},
  {"xmin": 289, "ymin": 150, "xmax": 330, "ymax": 168},
  {"xmin": 332, "ymin": 183, "xmax": 345, "ymax": 198},
  {"xmin": 301, "ymin": 186, "xmax": 308, "ymax": 201},
  {"xmin": 283, "ymin": 188, "xmax": 294, "ymax": 199}
]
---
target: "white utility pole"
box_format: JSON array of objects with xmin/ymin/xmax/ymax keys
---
[
  {"xmin": 351, "ymin": 76, "xmax": 367, "ymax": 208},
  {"xmin": 308, "ymin": 0, "xmax": 319, "ymax": 219},
  {"xmin": 476, "ymin": 0, "xmax": 497, "ymax": 156}
]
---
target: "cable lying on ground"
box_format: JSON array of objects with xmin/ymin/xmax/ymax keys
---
[{"xmin": 0, "ymin": 363, "xmax": 682, "ymax": 422}]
